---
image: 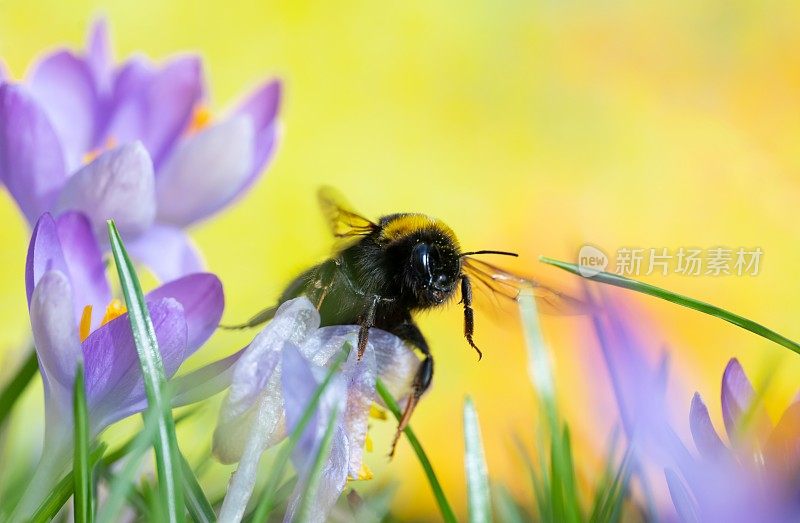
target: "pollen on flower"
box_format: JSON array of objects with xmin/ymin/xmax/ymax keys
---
[
  {"xmin": 188, "ymin": 106, "xmax": 212, "ymax": 133},
  {"xmin": 365, "ymin": 432, "xmax": 373, "ymax": 453},
  {"xmin": 347, "ymin": 463, "xmax": 374, "ymax": 482},
  {"xmin": 369, "ymin": 404, "xmax": 387, "ymax": 420},
  {"xmin": 79, "ymin": 305, "xmax": 93, "ymax": 342},
  {"xmin": 101, "ymin": 299, "xmax": 127, "ymax": 326},
  {"xmin": 81, "ymin": 136, "xmax": 118, "ymax": 165}
]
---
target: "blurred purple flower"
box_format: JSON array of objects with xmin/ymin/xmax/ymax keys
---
[
  {"xmin": 213, "ymin": 297, "xmax": 420, "ymax": 523},
  {"xmin": 589, "ymin": 291, "xmax": 800, "ymax": 521},
  {"xmin": 666, "ymin": 359, "xmax": 800, "ymax": 522},
  {"xmin": 0, "ymin": 18, "xmax": 281, "ymax": 280}
]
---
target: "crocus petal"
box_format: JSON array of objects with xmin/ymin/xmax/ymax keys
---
[
  {"xmin": 55, "ymin": 211, "xmax": 111, "ymax": 326},
  {"xmin": 0, "ymin": 84, "xmax": 67, "ymax": 223},
  {"xmin": 26, "ymin": 213, "xmax": 69, "ymax": 309},
  {"xmin": 83, "ymin": 297, "xmax": 187, "ymax": 431},
  {"xmin": 114, "ymin": 56, "xmax": 203, "ymax": 168},
  {"xmin": 371, "ymin": 328, "xmax": 421, "ymax": 404},
  {"xmin": 665, "ymin": 468, "xmax": 700, "ymax": 523},
  {"xmin": 213, "ymin": 298, "xmax": 320, "ymax": 464},
  {"xmin": 155, "ymin": 116, "xmax": 254, "ymax": 227},
  {"xmin": 125, "ymin": 225, "xmax": 203, "ymax": 282},
  {"xmin": 28, "ymin": 51, "xmax": 97, "ymax": 170},
  {"xmin": 284, "ymin": 427, "xmax": 349, "ymax": 523},
  {"xmin": 283, "ymin": 345, "xmax": 347, "ymax": 483},
  {"xmin": 0, "ymin": 62, "xmax": 7, "ymax": 81},
  {"xmin": 86, "ymin": 17, "xmax": 113, "ymax": 94},
  {"xmin": 56, "ymin": 141, "xmax": 156, "ymax": 238},
  {"xmin": 29, "ymin": 271, "xmax": 82, "ymax": 397},
  {"xmin": 340, "ymin": 344, "xmax": 376, "ymax": 477},
  {"xmin": 235, "ymin": 79, "xmax": 281, "ymax": 173},
  {"xmin": 106, "ymin": 57, "xmax": 154, "ymax": 143},
  {"xmin": 721, "ymin": 358, "xmax": 772, "ymax": 447},
  {"xmin": 227, "ymin": 298, "xmax": 320, "ymax": 415},
  {"xmin": 147, "ymin": 273, "xmax": 224, "ymax": 352},
  {"xmin": 689, "ymin": 393, "xmax": 727, "ymax": 460}
]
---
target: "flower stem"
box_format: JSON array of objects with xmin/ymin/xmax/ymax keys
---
[{"xmin": 375, "ymin": 380, "xmax": 457, "ymax": 523}]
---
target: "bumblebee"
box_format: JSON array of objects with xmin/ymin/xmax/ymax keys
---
[{"xmin": 226, "ymin": 187, "xmax": 580, "ymax": 454}]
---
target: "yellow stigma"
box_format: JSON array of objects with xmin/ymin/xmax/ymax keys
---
[
  {"xmin": 369, "ymin": 404, "xmax": 387, "ymax": 420},
  {"xmin": 81, "ymin": 136, "xmax": 118, "ymax": 165},
  {"xmin": 101, "ymin": 299, "xmax": 127, "ymax": 326},
  {"xmin": 79, "ymin": 305, "xmax": 93, "ymax": 342},
  {"xmin": 188, "ymin": 106, "xmax": 212, "ymax": 133},
  {"xmin": 365, "ymin": 432, "xmax": 374, "ymax": 453},
  {"xmin": 347, "ymin": 463, "xmax": 374, "ymax": 482}
]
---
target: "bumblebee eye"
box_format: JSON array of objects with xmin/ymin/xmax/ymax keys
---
[{"xmin": 411, "ymin": 243, "xmax": 431, "ymax": 278}]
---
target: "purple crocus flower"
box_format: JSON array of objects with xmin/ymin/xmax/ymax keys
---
[
  {"xmin": 0, "ymin": 19, "xmax": 281, "ymax": 281},
  {"xmin": 666, "ymin": 359, "xmax": 800, "ymax": 522},
  {"xmin": 212, "ymin": 298, "xmax": 420, "ymax": 523},
  {"xmin": 15, "ymin": 211, "xmax": 224, "ymax": 518},
  {"xmin": 585, "ymin": 291, "xmax": 800, "ymax": 521}
]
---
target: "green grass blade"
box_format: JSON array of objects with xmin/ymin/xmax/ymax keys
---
[
  {"xmin": 179, "ymin": 452, "xmax": 216, "ymax": 523},
  {"xmin": 0, "ymin": 350, "xmax": 38, "ymax": 426},
  {"xmin": 249, "ymin": 349, "xmax": 349, "ymax": 522},
  {"xmin": 28, "ymin": 410, "xmax": 198, "ymax": 522},
  {"xmin": 107, "ymin": 220, "xmax": 184, "ymax": 523},
  {"xmin": 73, "ymin": 364, "xmax": 93, "ymax": 523},
  {"xmin": 464, "ymin": 396, "xmax": 492, "ymax": 523},
  {"xmin": 493, "ymin": 484, "xmax": 526, "ymax": 523},
  {"xmin": 96, "ymin": 407, "xmax": 161, "ymax": 523},
  {"xmin": 295, "ymin": 406, "xmax": 339, "ymax": 523},
  {"xmin": 540, "ymin": 256, "xmax": 800, "ymax": 356},
  {"xmin": 376, "ymin": 379, "xmax": 457, "ymax": 523},
  {"xmin": 28, "ymin": 444, "xmax": 106, "ymax": 523}
]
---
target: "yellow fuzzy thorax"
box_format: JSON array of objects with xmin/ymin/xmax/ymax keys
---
[{"xmin": 379, "ymin": 213, "xmax": 460, "ymax": 248}]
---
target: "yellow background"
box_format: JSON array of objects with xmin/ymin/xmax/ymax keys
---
[{"xmin": 2, "ymin": 1, "xmax": 800, "ymax": 519}]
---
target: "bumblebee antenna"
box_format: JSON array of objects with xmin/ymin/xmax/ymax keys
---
[{"xmin": 459, "ymin": 250, "xmax": 519, "ymax": 257}]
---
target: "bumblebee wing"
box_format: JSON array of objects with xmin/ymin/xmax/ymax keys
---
[
  {"xmin": 318, "ymin": 186, "xmax": 378, "ymax": 238},
  {"xmin": 461, "ymin": 256, "xmax": 589, "ymax": 315}
]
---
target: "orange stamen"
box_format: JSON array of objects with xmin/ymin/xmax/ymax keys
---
[
  {"xmin": 188, "ymin": 106, "xmax": 212, "ymax": 133},
  {"xmin": 101, "ymin": 299, "xmax": 127, "ymax": 326},
  {"xmin": 79, "ymin": 305, "xmax": 93, "ymax": 342},
  {"xmin": 81, "ymin": 136, "xmax": 118, "ymax": 165}
]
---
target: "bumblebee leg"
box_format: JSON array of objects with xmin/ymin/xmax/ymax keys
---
[
  {"xmin": 461, "ymin": 275, "xmax": 483, "ymax": 360},
  {"xmin": 386, "ymin": 321, "xmax": 433, "ymax": 458},
  {"xmin": 308, "ymin": 259, "xmax": 338, "ymax": 309},
  {"xmin": 218, "ymin": 305, "xmax": 277, "ymax": 330},
  {"xmin": 357, "ymin": 295, "xmax": 381, "ymax": 360}
]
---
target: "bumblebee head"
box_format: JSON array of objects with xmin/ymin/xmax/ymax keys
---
[{"xmin": 403, "ymin": 234, "xmax": 462, "ymax": 306}]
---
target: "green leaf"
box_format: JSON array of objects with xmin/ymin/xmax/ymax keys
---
[
  {"xmin": 295, "ymin": 406, "xmax": 339, "ymax": 523},
  {"xmin": 107, "ymin": 220, "xmax": 184, "ymax": 523},
  {"xmin": 249, "ymin": 348, "xmax": 349, "ymax": 522},
  {"xmin": 29, "ymin": 408, "xmax": 199, "ymax": 522},
  {"xmin": 463, "ymin": 396, "xmax": 492, "ymax": 523},
  {"xmin": 540, "ymin": 256, "xmax": 800, "ymax": 356},
  {"xmin": 0, "ymin": 350, "xmax": 38, "ymax": 426},
  {"xmin": 73, "ymin": 363, "xmax": 93, "ymax": 523},
  {"xmin": 375, "ymin": 379, "xmax": 457, "ymax": 523},
  {"xmin": 179, "ymin": 452, "xmax": 216, "ymax": 523},
  {"xmin": 96, "ymin": 405, "xmax": 160, "ymax": 523},
  {"xmin": 29, "ymin": 444, "xmax": 106, "ymax": 523}
]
